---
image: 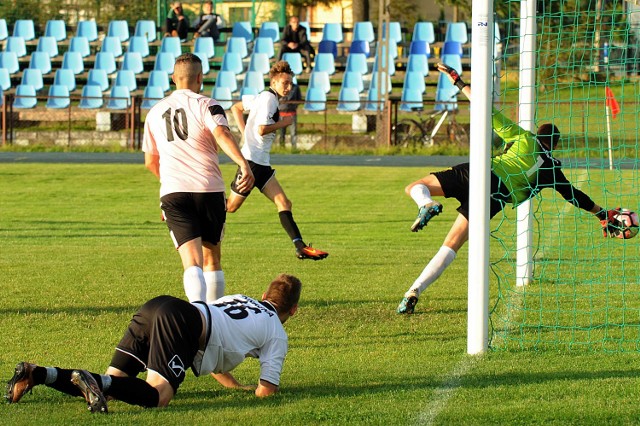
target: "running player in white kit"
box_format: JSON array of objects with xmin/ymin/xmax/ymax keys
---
[{"xmin": 142, "ymin": 53, "xmax": 254, "ymax": 303}]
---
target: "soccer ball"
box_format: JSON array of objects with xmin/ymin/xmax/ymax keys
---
[{"xmin": 612, "ymin": 209, "xmax": 639, "ymax": 239}]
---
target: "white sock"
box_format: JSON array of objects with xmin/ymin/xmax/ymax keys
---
[
  {"xmin": 44, "ymin": 367, "xmax": 57, "ymax": 385},
  {"xmin": 406, "ymin": 246, "xmax": 457, "ymax": 297},
  {"xmin": 183, "ymin": 266, "xmax": 206, "ymax": 302},
  {"xmin": 409, "ymin": 184, "xmax": 433, "ymax": 207},
  {"xmin": 205, "ymin": 270, "xmax": 225, "ymax": 303}
]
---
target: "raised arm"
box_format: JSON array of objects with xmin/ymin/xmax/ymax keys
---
[{"xmin": 436, "ymin": 63, "xmax": 471, "ymax": 100}]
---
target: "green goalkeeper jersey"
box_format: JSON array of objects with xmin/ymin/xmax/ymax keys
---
[{"xmin": 491, "ymin": 108, "xmax": 542, "ymax": 206}]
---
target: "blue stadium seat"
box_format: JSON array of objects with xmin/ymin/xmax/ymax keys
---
[
  {"xmin": 253, "ymin": 37, "xmax": 275, "ymax": 58},
  {"xmin": 349, "ymin": 40, "xmax": 370, "ymax": 58},
  {"xmin": 134, "ymin": 20, "xmax": 157, "ymax": 42},
  {"xmin": 0, "ymin": 86, "xmax": 3, "ymax": 105},
  {"xmin": 441, "ymin": 54, "xmax": 463, "ymax": 75},
  {"xmin": 442, "ymin": 41, "xmax": 463, "ymax": 57},
  {"xmin": 13, "ymin": 20, "xmax": 35, "ymax": 41},
  {"xmin": 342, "ymin": 71, "xmax": 364, "ymax": 93},
  {"xmin": 220, "ymin": 52, "xmax": 244, "ymax": 74},
  {"xmin": 345, "ymin": 53, "xmax": 368, "ymax": 75},
  {"xmin": 231, "ymin": 21, "xmax": 253, "ymax": 42},
  {"xmin": 240, "ymin": 86, "xmax": 259, "ymax": 97},
  {"xmin": 87, "ymin": 69, "xmax": 109, "ymax": 92},
  {"xmin": 79, "ymin": 84, "xmax": 103, "ymax": 109},
  {"xmin": 365, "ymin": 88, "xmax": 384, "ymax": 111},
  {"xmin": 14, "ymin": 84, "xmax": 37, "ymax": 108},
  {"xmin": 435, "ymin": 86, "xmax": 458, "ymax": 111},
  {"xmin": 194, "ymin": 51, "xmax": 210, "ymax": 75},
  {"xmin": 94, "ymin": 52, "xmax": 116, "ymax": 75},
  {"xmin": 321, "ymin": 23, "xmax": 343, "ymax": 43},
  {"xmin": 241, "ymin": 71, "xmax": 265, "ymax": 93},
  {"xmin": 372, "ymin": 54, "xmax": 395, "ymax": 76},
  {"xmin": 62, "ymin": 51, "xmax": 84, "ymax": 75},
  {"xmin": 304, "ymin": 87, "xmax": 326, "ymax": 111},
  {"xmin": 377, "ymin": 38, "xmax": 398, "ymax": 59},
  {"xmin": 1, "ymin": 51, "xmax": 20, "ymax": 74},
  {"xmin": 318, "ymin": 40, "xmax": 338, "ymax": 58},
  {"xmin": 369, "ymin": 71, "xmax": 392, "ymax": 94},
  {"xmin": 258, "ymin": 21, "xmax": 280, "ymax": 42},
  {"xmin": 309, "ymin": 71, "xmax": 330, "ymax": 94},
  {"xmin": 409, "ymin": 41, "xmax": 430, "ymax": 56},
  {"xmin": 21, "ymin": 68, "xmax": 44, "ymax": 92},
  {"xmin": 400, "ymin": 88, "xmax": 424, "ymax": 112},
  {"xmin": 107, "ymin": 85, "xmax": 131, "ymax": 109},
  {"xmin": 154, "ymin": 52, "xmax": 176, "ymax": 75},
  {"xmin": 382, "ymin": 21, "xmax": 403, "ymax": 44},
  {"xmin": 121, "ymin": 52, "xmax": 144, "ymax": 74},
  {"xmin": 128, "ymin": 36, "xmax": 150, "ymax": 58},
  {"xmin": 160, "ymin": 36, "xmax": 182, "ymax": 57},
  {"xmin": 282, "ymin": 52, "xmax": 303, "ymax": 75},
  {"xmin": 54, "ymin": 68, "xmax": 76, "ymax": 92},
  {"xmin": 214, "ymin": 70, "xmax": 238, "ymax": 93},
  {"xmin": 5, "ymin": 37, "xmax": 27, "ymax": 58},
  {"xmin": 413, "ymin": 22, "xmax": 435, "ymax": 43},
  {"xmin": 76, "ymin": 20, "xmax": 98, "ymax": 42},
  {"xmin": 69, "ymin": 36, "xmax": 91, "ymax": 58},
  {"xmin": 407, "ymin": 54, "xmax": 429, "ymax": 77},
  {"xmin": 0, "ymin": 19, "xmax": 7, "ymax": 41},
  {"xmin": 148, "ymin": 70, "xmax": 170, "ymax": 93},
  {"xmin": 107, "ymin": 20, "xmax": 130, "ymax": 42},
  {"xmin": 37, "ymin": 36, "xmax": 59, "ymax": 58},
  {"xmin": 101, "ymin": 36, "xmax": 123, "ymax": 58},
  {"xmin": 46, "ymin": 84, "xmax": 70, "ymax": 109},
  {"xmin": 27, "ymin": 51, "xmax": 50, "ymax": 74},
  {"xmin": 403, "ymin": 71, "xmax": 425, "ymax": 94},
  {"xmin": 45, "ymin": 20, "xmax": 67, "ymax": 41},
  {"xmin": 226, "ymin": 37, "xmax": 248, "ymax": 58},
  {"xmin": 353, "ymin": 21, "xmax": 375, "ymax": 43},
  {"xmin": 299, "ymin": 21, "xmax": 310, "ymax": 34},
  {"xmin": 248, "ymin": 53, "xmax": 270, "ymax": 75},
  {"xmin": 337, "ymin": 87, "xmax": 361, "ymax": 112},
  {"xmin": 194, "ymin": 37, "xmax": 215, "ymax": 59},
  {"xmin": 114, "ymin": 69, "xmax": 137, "ymax": 92},
  {"xmin": 212, "ymin": 86, "xmax": 233, "ymax": 110},
  {"xmin": 141, "ymin": 85, "xmax": 164, "ymax": 109},
  {"xmin": 313, "ymin": 53, "xmax": 335, "ymax": 75},
  {"xmin": 445, "ymin": 22, "xmax": 468, "ymax": 43},
  {"xmin": 0, "ymin": 68, "xmax": 10, "ymax": 90}
]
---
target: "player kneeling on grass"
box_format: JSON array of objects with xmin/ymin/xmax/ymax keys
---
[
  {"xmin": 396, "ymin": 63, "xmax": 624, "ymax": 315},
  {"xmin": 6, "ymin": 274, "xmax": 301, "ymax": 413},
  {"xmin": 228, "ymin": 60, "xmax": 328, "ymax": 261}
]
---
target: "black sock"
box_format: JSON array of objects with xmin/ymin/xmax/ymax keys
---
[
  {"xmin": 106, "ymin": 376, "xmax": 160, "ymax": 408},
  {"xmin": 278, "ymin": 210, "xmax": 305, "ymax": 248},
  {"xmin": 44, "ymin": 368, "xmax": 96, "ymax": 398}
]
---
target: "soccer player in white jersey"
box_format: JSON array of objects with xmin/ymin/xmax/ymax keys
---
[
  {"xmin": 228, "ymin": 61, "xmax": 329, "ymax": 261},
  {"xmin": 142, "ymin": 53, "xmax": 254, "ymax": 303},
  {"xmin": 6, "ymin": 274, "xmax": 301, "ymax": 413}
]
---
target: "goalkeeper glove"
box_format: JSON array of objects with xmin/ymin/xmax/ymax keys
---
[
  {"xmin": 438, "ymin": 63, "xmax": 467, "ymax": 90},
  {"xmin": 597, "ymin": 207, "xmax": 622, "ymax": 238}
]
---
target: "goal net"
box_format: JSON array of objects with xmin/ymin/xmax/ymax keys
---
[{"xmin": 489, "ymin": 0, "xmax": 640, "ymax": 351}]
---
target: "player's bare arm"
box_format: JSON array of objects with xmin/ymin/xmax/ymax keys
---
[
  {"xmin": 210, "ymin": 372, "xmax": 255, "ymax": 391},
  {"xmin": 144, "ymin": 152, "xmax": 160, "ymax": 179},
  {"xmin": 258, "ymin": 116, "xmax": 294, "ymax": 136},
  {"xmin": 213, "ymin": 125, "xmax": 254, "ymax": 192},
  {"xmin": 230, "ymin": 102, "xmax": 246, "ymax": 135},
  {"xmin": 437, "ymin": 63, "xmax": 471, "ymax": 100}
]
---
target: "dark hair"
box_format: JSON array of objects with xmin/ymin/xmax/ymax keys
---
[
  {"xmin": 269, "ymin": 61, "xmax": 293, "ymax": 80},
  {"xmin": 537, "ymin": 123, "xmax": 560, "ymax": 150},
  {"xmin": 263, "ymin": 274, "xmax": 302, "ymax": 314},
  {"xmin": 175, "ymin": 52, "xmax": 202, "ymax": 67}
]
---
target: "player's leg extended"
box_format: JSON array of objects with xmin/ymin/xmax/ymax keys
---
[
  {"xmin": 405, "ymin": 174, "xmax": 445, "ymax": 232},
  {"xmin": 203, "ymin": 241, "xmax": 224, "ymax": 302},
  {"xmin": 178, "ymin": 238, "xmax": 207, "ymax": 302},
  {"xmin": 397, "ymin": 214, "xmax": 469, "ymax": 314}
]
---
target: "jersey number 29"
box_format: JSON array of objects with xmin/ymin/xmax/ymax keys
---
[{"xmin": 162, "ymin": 108, "xmax": 189, "ymax": 142}]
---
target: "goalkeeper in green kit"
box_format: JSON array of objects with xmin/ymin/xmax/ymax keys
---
[{"xmin": 397, "ymin": 63, "xmax": 622, "ymax": 314}]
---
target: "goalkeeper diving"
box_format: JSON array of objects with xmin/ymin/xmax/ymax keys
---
[{"xmin": 397, "ymin": 63, "xmax": 623, "ymax": 314}]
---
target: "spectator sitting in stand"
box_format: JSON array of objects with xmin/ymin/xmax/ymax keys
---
[
  {"xmin": 193, "ymin": 1, "xmax": 224, "ymax": 42},
  {"xmin": 278, "ymin": 16, "xmax": 314, "ymax": 73},
  {"xmin": 165, "ymin": 1, "xmax": 190, "ymax": 42}
]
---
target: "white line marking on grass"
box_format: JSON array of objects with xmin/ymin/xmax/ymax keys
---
[{"xmin": 416, "ymin": 355, "xmax": 481, "ymax": 425}]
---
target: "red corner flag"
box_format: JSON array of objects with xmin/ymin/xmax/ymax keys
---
[{"xmin": 605, "ymin": 86, "xmax": 620, "ymax": 119}]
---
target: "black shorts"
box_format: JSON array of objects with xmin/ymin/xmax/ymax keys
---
[
  {"xmin": 230, "ymin": 161, "xmax": 276, "ymax": 197},
  {"xmin": 160, "ymin": 192, "xmax": 226, "ymax": 248},
  {"xmin": 432, "ymin": 163, "xmax": 511, "ymax": 220},
  {"xmin": 109, "ymin": 295, "xmax": 203, "ymax": 393}
]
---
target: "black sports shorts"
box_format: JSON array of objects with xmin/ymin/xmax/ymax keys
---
[
  {"xmin": 230, "ymin": 160, "xmax": 276, "ymax": 197},
  {"xmin": 432, "ymin": 163, "xmax": 511, "ymax": 220},
  {"xmin": 109, "ymin": 295, "xmax": 203, "ymax": 393},
  {"xmin": 160, "ymin": 192, "xmax": 226, "ymax": 248}
]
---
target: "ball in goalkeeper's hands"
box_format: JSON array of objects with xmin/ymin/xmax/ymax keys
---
[{"xmin": 611, "ymin": 209, "xmax": 639, "ymax": 239}]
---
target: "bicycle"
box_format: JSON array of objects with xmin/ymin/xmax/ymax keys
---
[{"xmin": 393, "ymin": 105, "xmax": 468, "ymax": 149}]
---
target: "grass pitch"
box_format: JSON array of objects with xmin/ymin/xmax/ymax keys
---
[{"xmin": 1, "ymin": 162, "xmax": 639, "ymax": 425}]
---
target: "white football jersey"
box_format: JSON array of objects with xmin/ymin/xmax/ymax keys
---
[
  {"xmin": 192, "ymin": 295, "xmax": 288, "ymax": 386},
  {"xmin": 142, "ymin": 89, "xmax": 229, "ymax": 197},
  {"xmin": 240, "ymin": 89, "xmax": 280, "ymax": 166}
]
